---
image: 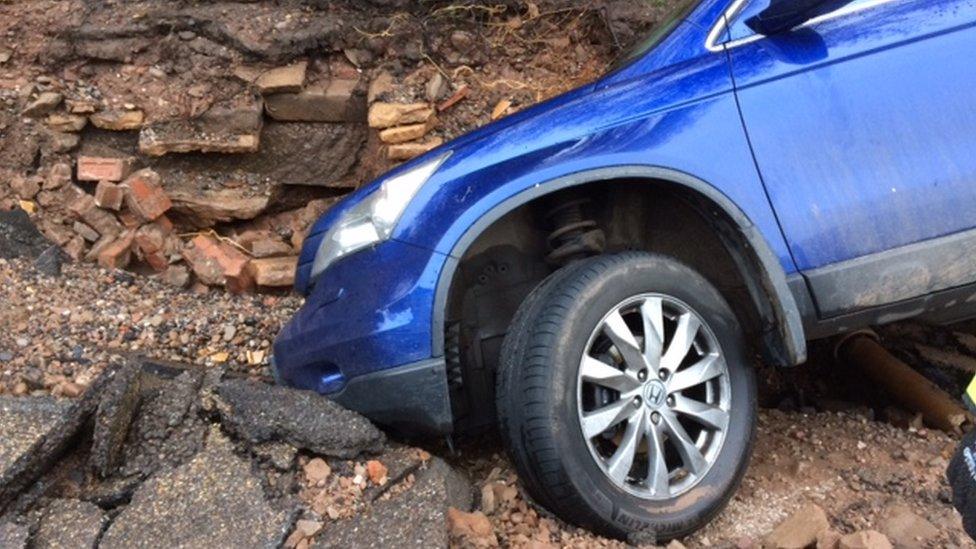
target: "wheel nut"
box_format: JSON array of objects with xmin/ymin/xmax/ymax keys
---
[
  {"xmin": 638, "ymin": 369, "xmax": 648, "ymax": 381},
  {"xmin": 651, "ymin": 412, "xmax": 661, "ymax": 424},
  {"xmin": 633, "ymin": 396, "xmax": 642, "ymax": 408},
  {"xmin": 659, "ymin": 369, "xmax": 669, "ymax": 380},
  {"xmin": 667, "ymin": 396, "xmax": 675, "ymax": 407}
]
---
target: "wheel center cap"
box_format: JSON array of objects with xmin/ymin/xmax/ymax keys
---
[{"xmin": 643, "ymin": 380, "xmax": 667, "ymax": 408}]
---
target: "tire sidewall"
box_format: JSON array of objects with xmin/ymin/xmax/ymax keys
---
[{"xmin": 544, "ymin": 255, "xmax": 756, "ymax": 536}]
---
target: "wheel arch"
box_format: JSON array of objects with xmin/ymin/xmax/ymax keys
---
[{"xmin": 431, "ymin": 165, "xmax": 807, "ymax": 367}]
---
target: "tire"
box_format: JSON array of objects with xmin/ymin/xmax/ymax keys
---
[{"xmin": 496, "ymin": 252, "xmax": 756, "ymax": 541}]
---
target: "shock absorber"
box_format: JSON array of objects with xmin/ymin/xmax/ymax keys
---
[{"xmin": 545, "ymin": 197, "xmax": 605, "ymax": 265}]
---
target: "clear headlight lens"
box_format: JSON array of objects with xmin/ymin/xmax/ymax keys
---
[{"xmin": 309, "ymin": 152, "xmax": 451, "ymax": 281}]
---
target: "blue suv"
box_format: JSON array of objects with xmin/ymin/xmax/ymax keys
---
[{"xmin": 274, "ymin": 0, "xmax": 976, "ymax": 539}]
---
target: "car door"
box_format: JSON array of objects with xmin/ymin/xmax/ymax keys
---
[{"xmin": 722, "ymin": 0, "xmax": 976, "ymax": 317}]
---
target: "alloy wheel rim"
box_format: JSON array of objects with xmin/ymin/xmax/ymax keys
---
[{"xmin": 576, "ymin": 293, "xmax": 731, "ymax": 501}]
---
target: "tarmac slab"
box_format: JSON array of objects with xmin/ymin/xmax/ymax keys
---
[{"xmin": 99, "ymin": 427, "xmax": 293, "ymax": 549}]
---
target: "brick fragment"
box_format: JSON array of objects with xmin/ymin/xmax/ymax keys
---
[
  {"xmin": 69, "ymin": 193, "xmax": 122, "ymax": 238},
  {"xmin": 90, "ymin": 110, "xmax": 144, "ymax": 131},
  {"xmin": 94, "ymin": 181, "xmax": 125, "ymax": 210},
  {"xmin": 97, "ymin": 233, "xmax": 134, "ymax": 270},
  {"xmin": 181, "ymin": 235, "xmax": 252, "ymax": 292},
  {"xmin": 77, "ymin": 157, "xmax": 134, "ymax": 182},
  {"xmin": 264, "ymin": 79, "xmax": 365, "ymax": 122},
  {"xmin": 249, "ymin": 256, "xmax": 298, "ymax": 287},
  {"xmin": 122, "ymin": 169, "xmax": 171, "ymax": 222}
]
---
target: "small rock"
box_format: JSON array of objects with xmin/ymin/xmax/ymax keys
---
[
  {"xmin": 22, "ymin": 92, "xmax": 62, "ymax": 117},
  {"xmin": 255, "ymin": 62, "xmax": 307, "ymax": 95},
  {"xmin": 480, "ymin": 483, "xmax": 496, "ymax": 514},
  {"xmin": 426, "ymin": 73, "xmax": 447, "ymax": 102},
  {"xmin": 34, "ymin": 245, "xmax": 63, "ymax": 277},
  {"xmin": 294, "ymin": 519, "xmax": 323, "ymax": 538},
  {"xmin": 765, "ymin": 503, "xmax": 830, "ymax": 549},
  {"xmin": 368, "ymin": 102, "xmax": 434, "ymax": 129},
  {"xmin": 159, "ymin": 264, "xmax": 190, "ymax": 288},
  {"xmin": 388, "ymin": 137, "xmax": 443, "ymax": 161},
  {"xmin": 367, "ymin": 459, "xmax": 388, "ymax": 485},
  {"xmin": 304, "ymin": 458, "xmax": 331, "ymax": 485},
  {"xmin": 46, "ymin": 113, "xmax": 87, "ymax": 132},
  {"xmin": 368, "ymin": 71, "xmax": 395, "ymax": 104},
  {"xmin": 447, "ymin": 508, "xmax": 496, "ymax": 544},
  {"xmin": 839, "ymin": 531, "xmax": 893, "ymax": 549},
  {"xmin": 90, "ymin": 110, "xmax": 144, "ymax": 131},
  {"xmin": 878, "ymin": 505, "xmax": 939, "ymax": 549}
]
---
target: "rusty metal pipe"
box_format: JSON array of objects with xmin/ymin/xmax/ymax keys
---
[{"xmin": 836, "ymin": 331, "xmax": 969, "ymax": 434}]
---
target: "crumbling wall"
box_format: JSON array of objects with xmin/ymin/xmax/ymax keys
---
[{"xmin": 0, "ymin": 0, "xmax": 664, "ymax": 291}]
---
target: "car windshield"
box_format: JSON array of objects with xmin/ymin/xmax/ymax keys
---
[{"xmin": 608, "ymin": 0, "xmax": 703, "ymax": 71}]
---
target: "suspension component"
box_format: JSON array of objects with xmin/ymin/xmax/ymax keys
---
[{"xmin": 545, "ymin": 197, "xmax": 605, "ymax": 265}]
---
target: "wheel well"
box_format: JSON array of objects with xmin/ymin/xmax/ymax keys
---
[{"xmin": 444, "ymin": 178, "xmax": 788, "ymax": 433}]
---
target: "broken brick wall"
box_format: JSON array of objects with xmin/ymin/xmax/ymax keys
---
[{"xmin": 0, "ymin": 0, "xmax": 669, "ymax": 292}]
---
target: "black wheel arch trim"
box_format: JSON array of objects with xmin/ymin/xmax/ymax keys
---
[{"xmin": 430, "ymin": 165, "xmax": 808, "ymax": 367}]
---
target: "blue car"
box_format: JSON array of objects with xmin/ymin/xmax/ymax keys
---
[{"xmin": 275, "ymin": 0, "xmax": 976, "ymax": 539}]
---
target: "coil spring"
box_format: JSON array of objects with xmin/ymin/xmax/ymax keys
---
[{"xmin": 545, "ymin": 198, "xmax": 605, "ymax": 265}]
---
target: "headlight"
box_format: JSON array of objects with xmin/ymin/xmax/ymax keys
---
[{"xmin": 309, "ymin": 151, "xmax": 451, "ymax": 281}]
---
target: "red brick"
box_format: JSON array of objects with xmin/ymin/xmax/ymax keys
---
[
  {"xmin": 180, "ymin": 234, "xmax": 252, "ymax": 292},
  {"xmin": 117, "ymin": 210, "xmax": 141, "ymax": 229},
  {"xmin": 97, "ymin": 233, "xmax": 134, "ymax": 270},
  {"xmin": 94, "ymin": 181, "xmax": 124, "ymax": 210},
  {"xmin": 249, "ymin": 256, "xmax": 297, "ymax": 287},
  {"xmin": 122, "ymin": 169, "xmax": 171, "ymax": 222},
  {"xmin": 77, "ymin": 156, "xmax": 134, "ymax": 182}
]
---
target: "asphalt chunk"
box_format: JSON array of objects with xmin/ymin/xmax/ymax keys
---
[
  {"xmin": 99, "ymin": 426, "xmax": 293, "ymax": 548},
  {"xmin": 214, "ymin": 378, "xmax": 385, "ymax": 459}
]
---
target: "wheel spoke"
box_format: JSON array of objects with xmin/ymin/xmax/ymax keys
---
[
  {"xmin": 645, "ymin": 420, "xmax": 671, "ymax": 497},
  {"xmin": 603, "ymin": 310, "xmax": 646, "ymax": 374},
  {"xmin": 671, "ymin": 394, "xmax": 729, "ymax": 431},
  {"xmin": 661, "ymin": 410, "xmax": 708, "ymax": 475},
  {"xmin": 605, "ymin": 413, "xmax": 645, "ymax": 483},
  {"xmin": 640, "ymin": 298, "xmax": 664, "ymax": 372},
  {"xmin": 581, "ymin": 356, "xmax": 641, "ymax": 392},
  {"xmin": 660, "ymin": 313, "xmax": 700, "ymax": 372},
  {"xmin": 581, "ymin": 398, "xmax": 636, "ymax": 439},
  {"xmin": 668, "ymin": 353, "xmax": 723, "ymax": 393}
]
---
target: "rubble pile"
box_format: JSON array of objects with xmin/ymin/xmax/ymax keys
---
[
  {"xmin": 0, "ymin": 0, "xmax": 661, "ymax": 292},
  {"xmin": 0, "ymin": 358, "xmax": 476, "ymax": 549}
]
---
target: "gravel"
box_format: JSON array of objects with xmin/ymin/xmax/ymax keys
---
[{"xmin": 0, "ymin": 257, "xmax": 301, "ymax": 397}]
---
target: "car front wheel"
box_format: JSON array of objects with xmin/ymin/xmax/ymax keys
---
[{"xmin": 496, "ymin": 252, "xmax": 756, "ymax": 541}]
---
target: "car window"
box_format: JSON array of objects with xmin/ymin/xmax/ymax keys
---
[{"xmin": 725, "ymin": 0, "xmax": 883, "ymax": 42}]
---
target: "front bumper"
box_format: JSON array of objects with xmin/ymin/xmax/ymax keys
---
[{"xmin": 272, "ymin": 239, "xmax": 454, "ymax": 435}]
